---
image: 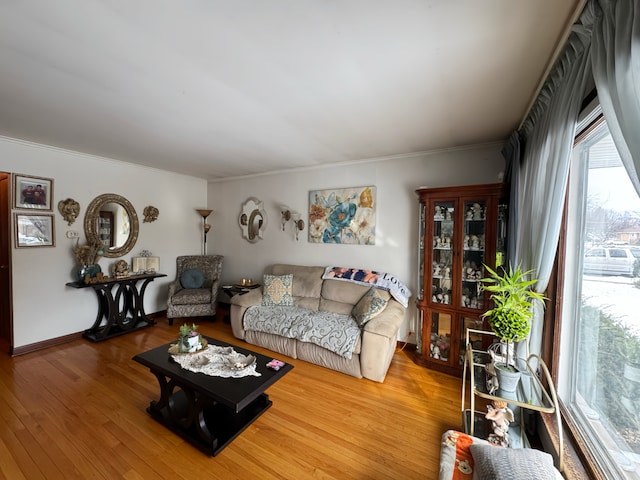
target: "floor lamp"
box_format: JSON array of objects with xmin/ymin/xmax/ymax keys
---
[{"xmin": 196, "ymin": 209, "xmax": 213, "ymax": 256}]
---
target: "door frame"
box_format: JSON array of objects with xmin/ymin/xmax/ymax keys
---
[{"xmin": 0, "ymin": 171, "xmax": 13, "ymax": 353}]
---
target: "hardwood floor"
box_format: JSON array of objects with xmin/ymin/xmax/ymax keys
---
[{"xmin": 0, "ymin": 318, "xmax": 462, "ymax": 480}]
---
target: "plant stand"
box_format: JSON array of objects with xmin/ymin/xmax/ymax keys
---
[{"xmin": 461, "ymin": 329, "xmax": 564, "ymax": 472}]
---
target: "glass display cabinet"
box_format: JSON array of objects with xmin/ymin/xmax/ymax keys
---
[{"xmin": 414, "ymin": 183, "xmax": 507, "ymax": 376}]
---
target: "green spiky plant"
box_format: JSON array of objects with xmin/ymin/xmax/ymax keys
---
[{"xmin": 480, "ymin": 264, "xmax": 546, "ymax": 370}]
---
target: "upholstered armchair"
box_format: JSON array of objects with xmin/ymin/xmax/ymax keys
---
[{"xmin": 166, "ymin": 255, "xmax": 224, "ymax": 325}]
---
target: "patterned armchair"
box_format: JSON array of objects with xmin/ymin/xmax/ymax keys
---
[{"xmin": 166, "ymin": 255, "xmax": 224, "ymax": 325}]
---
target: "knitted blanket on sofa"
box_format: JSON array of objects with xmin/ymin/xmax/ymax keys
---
[
  {"xmin": 322, "ymin": 266, "xmax": 411, "ymax": 307},
  {"xmin": 243, "ymin": 305, "xmax": 360, "ymax": 359}
]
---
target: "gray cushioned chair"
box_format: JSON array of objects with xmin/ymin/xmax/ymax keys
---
[{"xmin": 166, "ymin": 255, "xmax": 223, "ymax": 325}]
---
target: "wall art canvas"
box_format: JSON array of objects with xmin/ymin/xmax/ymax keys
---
[
  {"xmin": 13, "ymin": 173, "xmax": 53, "ymax": 211},
  {"xmin": 308, "ymin": 186, "xmax": 376, "ymax": 245}
]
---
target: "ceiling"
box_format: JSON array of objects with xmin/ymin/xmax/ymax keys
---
[{"xmin": 0, "ymin": 1, "xmax": 583, "ymax": 181}]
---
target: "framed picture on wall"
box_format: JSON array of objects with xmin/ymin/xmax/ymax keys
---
[
  {"xmin": 15, "ymin": 213, "xmax": 55, "ymax": 248},
  {"xmin": 13, "ymin": 173, "xmax": 54, "ymax": 211}
]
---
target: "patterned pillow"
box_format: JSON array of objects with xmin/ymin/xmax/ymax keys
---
[
  {"xmin": 262, "ymin": 274, "xmax": 294, "ymax": 306},
  {"xmin": 181, "ymin": 269, "xmax": 204, "ymax": 289},
  {"xmin": 469, "ymin": 444, "xmax": 557, "ymax": 480},
  {"xmin": 351, "ymin": 287, "xmax": 390, "ymax": 327}
]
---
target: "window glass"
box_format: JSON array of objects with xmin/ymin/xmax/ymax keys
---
[{"xmin": 560, "ymin": 120, "xmax": 640, "ymax": 478}]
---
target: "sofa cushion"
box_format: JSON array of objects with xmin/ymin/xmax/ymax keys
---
[
  {"xmin": 352, "ymin": 287, "xmax": 391, "ymax": 326},
  {"xmin": 321, "ymin": 279, "xmax": 370, "ymax": 304},
  {"xmin": 469, "ymin": 444, "xmax": 556, "ymax": 480},
  {"xmin": 262, "ymin": 274, "xmax": 294, "ymax": 306},
  {"xmin": 270, "ymin": 264, "xmax": 324, "ymax": 300},
  {"xmin": 181, "ymin": 268, "xmax": 204, "ymax": 289}
]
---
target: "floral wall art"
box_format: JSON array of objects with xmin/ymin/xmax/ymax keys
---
[{"xmin": 308, "ymin": 186, "xmax": 376, "ymax": 244}]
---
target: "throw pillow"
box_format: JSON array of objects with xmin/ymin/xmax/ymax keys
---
[
  {"xmin": 262, "ymin": 274, "xmax": 294, "ymax": 306},
  {"xmin": 469, "ymin": 444, "xmax": 556, "ymax": 480},
  {"xmin": 351, "ymin": 287, "xmax": 390, "ymax": 327},
  {"xmin": 181, "ymin": 268, "xmax": 204, "ymax": 289}
]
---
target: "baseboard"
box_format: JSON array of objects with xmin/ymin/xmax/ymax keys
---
[
  {"xmin": 10, "ymin": 310, "xmax": 168, "ymax": 356},
  {"xmin": 11, "ymin": 331, "xmax": 84, "ymax": 356}
]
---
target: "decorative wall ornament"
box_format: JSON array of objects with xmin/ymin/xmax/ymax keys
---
[
  {"xmin": 279, "ymin": 205, "xmax": 305, "ymax": 241},
  {"xmin": 143, "ymin": 205, "xmax": 159, "ymax": 223},
  {"xmin": 58, "ymin": 198, "xmax": 81, "ymax": 225},
  {"xmin": 84, "ymin": 193, "xmax": 139, "ymax": 258},
  {"xmin": 308, "ymin": 186, "xmax": 376, "ymax": 245},
  {"xmin": 239, "ymin": 198, "xmax": 267, "ymax": 243}
]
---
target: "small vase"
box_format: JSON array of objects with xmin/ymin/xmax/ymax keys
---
[{"xmin": 78, "ymin": 264, "xmax": 102, "ymax": 283}]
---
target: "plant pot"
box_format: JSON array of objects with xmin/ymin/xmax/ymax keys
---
[{"xmin": 495, "ymin": 362, "xmax": 521, "ymax": 392}]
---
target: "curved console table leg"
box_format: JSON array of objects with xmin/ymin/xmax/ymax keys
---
[{"xmin": 66, "ymin": 273, "xmax": 166, "ymax": 342}]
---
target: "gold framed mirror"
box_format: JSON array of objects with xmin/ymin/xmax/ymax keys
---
[
  {"xmin": 239, "ymin": 197, "xmax": 267, "ymax": 243},
  {"xmin": 84, "ymin": 193, "xmax": 139, "ymax": 258}
]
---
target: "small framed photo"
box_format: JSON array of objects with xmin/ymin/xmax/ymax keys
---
[
  {"xmin": 13, "ymin": 174, "xmax": 54, "ymax": 211},
  {"xmin": 15, "ymin": 213, "xmax": 55, "ymax": 248}
]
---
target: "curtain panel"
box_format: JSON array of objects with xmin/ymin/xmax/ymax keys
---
[
  {"xmin": 590, "ymin": 0, "xmax": 640, "ymax": 195},
  {"xmin": 506, "ymin": 17, "xmax": 592, "ymax": 357},
  {"xmin": 507, "ymin": 0, "xmax": 640, "ymax": 357}
]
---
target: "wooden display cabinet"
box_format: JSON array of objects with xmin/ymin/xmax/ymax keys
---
[{"xmin": 414, "ymin": 183, "xmax": 507, "ymax": 376}]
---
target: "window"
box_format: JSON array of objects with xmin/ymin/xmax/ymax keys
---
[{"xmin": 559, "ymin": 114, "xmax": 640, "ymax": 478}]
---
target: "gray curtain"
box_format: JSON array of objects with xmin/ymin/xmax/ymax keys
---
[
  {"xmin": 590, "ymin": 0, "xmax": 640, "ymax": 194},
  {"xmin": 510, "ymin": 21, "xmax": 592, "ymax": 357},
  {"xmin": 502, "ymin": 131, "xmax": 521, "ymax": 266}
]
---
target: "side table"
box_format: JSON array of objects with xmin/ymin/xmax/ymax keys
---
[
  {"xmin": 66, "ymin": 273, "xmax": 166, "ymax": 341},
  {"xmin": 216, "ymin": 283, "xmax": 261, "ymax": 323}
]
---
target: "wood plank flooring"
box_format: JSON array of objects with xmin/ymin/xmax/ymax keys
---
[{"xmin": 0, "ymin": 318, "xmax": 463, "ymax": 480}]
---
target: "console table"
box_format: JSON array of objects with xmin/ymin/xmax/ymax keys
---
[{"xmin": 66, "ymin": 273, "xmax": 166, "ymax": 342}]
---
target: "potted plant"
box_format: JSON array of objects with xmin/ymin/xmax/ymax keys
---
[
  {"xmin": 179, "ymin": 323, "xmax": 203, "ymax": 353},
  {"xmin": 480, "ymin": 264, "xmax": 546, "ymax": 392}
]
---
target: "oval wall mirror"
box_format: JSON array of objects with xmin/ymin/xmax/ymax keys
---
[
  {"xmin": 239, "ymin": 197, "xmax": 267, "ymax": 243},
  {"xmin": 84, "ymin": 193, "xmax": 139, "ymax": 258}
]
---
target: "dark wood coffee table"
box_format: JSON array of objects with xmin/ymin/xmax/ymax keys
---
[{"xmin": 132, "ymin": 336, "xmax": 293, "ymax": 456}]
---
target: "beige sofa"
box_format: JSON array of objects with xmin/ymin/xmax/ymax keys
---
[{"xmin": 230, "ymin": 264, "xmax": 407, "ymax": 382}]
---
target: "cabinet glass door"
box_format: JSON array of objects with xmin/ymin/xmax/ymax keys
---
[
  {"xmin": 460, "ymin": 316, "xmax": 486, "ymax": 365},
  {"xmin": 432, "ymin": 201, "xmax": 454, "ymax": 305},
  {"xmin": 429, "ymin": 312, "xmax": 451, "ymax": 363},
  {"xmin": 461, "ymin": 200, "xmax": 486, "ymax": 310}
]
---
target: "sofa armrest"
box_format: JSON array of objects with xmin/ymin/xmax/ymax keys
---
[
  {"xmin": 230, "ymin": 287, "xmax": 263, "ymax": 307},
  {"xmin": 167, "ymin": 280, "xmax": 182, "ymax": 306},
  {"xmin": 360, "ymin": 299, "xmax": 406, "ymax": 382},
  {"xmin": 363, "ymin": 299, "xmax": 405, "ymax": 338},
  {"xmin": 230, "ymin": 288, "xmax": 263, "ymax": 339}
]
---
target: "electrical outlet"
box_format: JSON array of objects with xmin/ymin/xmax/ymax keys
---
[{"xmin": 66, "ymin": 230, "xmax": 79, "ymax": 239}]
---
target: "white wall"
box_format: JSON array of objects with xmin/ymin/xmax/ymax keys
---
[
  {"xmin": 1, "ymin": 136, "xmax": 504, "ymax": 349},
  {"xmin": 1, "ymin": 137, "xmax": 207, "ymax": 348},
  {"xmin": 208, "ymin": 145, "xmax": 505, "ymax": 340}
]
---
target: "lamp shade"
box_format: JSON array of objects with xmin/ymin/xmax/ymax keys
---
[{"xmin": 196, "ymin": 208, "xmax": 213, "ymax": 219}]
